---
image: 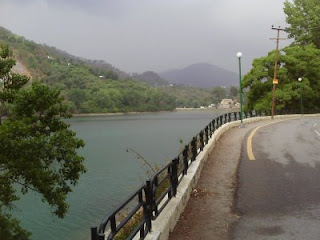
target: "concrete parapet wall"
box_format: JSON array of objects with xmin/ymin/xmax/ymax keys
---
[{"xmin": 144, "ymin": 114, "xmax": 320, "ymax": 240}]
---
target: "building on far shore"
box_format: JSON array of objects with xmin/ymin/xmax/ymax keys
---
[{"xmin": 220, "ymin": 99, "xmax": 233, "ymax": 108}]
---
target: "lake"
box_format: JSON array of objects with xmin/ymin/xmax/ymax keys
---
[{"xmin": 13, "ymin": 109, "xmax": 231, "ymax": 240}]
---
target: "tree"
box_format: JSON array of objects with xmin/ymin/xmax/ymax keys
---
[
  {"xmin": 211, "ymin": 87, "xmax": 227, "ymax": 105},
  {"xmin": 0, "ymin": 46, "xmax": 29, "ymax": 123},
  {"xmin": 284, "ymin": 0, "xmax": 320, "ymax": 48},
  {"xmin": 229, "ymin": 86, "xmax": 238, "ymax": 98},
  {"xmin": 69, "ymin": 88, "xmax": 88, "ymax": 112},
  {"xmin": 0, "ymin": 45, "xmax": 86, "ymax": 239},
  {"xmin": 242, "ymin": 44, "xmax": 320, "ymax": 113}
]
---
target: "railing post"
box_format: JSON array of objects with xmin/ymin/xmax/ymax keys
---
[
  {"xmin": 212, "ymin": 119, "xmax": 216, "ymax": 132},
  {"xmin": 146, "ymin": 180, "xmax": 155, "ymax": 222},
  {"xmin": 199, "ymin": 131, "xmax": 204, "ymax": 151},
  {"xmin": 191, "ymin": 137, "xmax": 197, "ymax": 161},
  {"xmin": 110, "ymin": 215, "xmax": 116, "ymax": 238},
  {"xmin": 170, "ymin": 158, "xmax": 179, "ymax": 197},
  {"xmin": 209, "ymin": 123, "xmax": 212, "ymax": 137},
  {"xmin": 224, "ymin": 114, "xmax": 227, "ymax": 123},
  {"xmin": 183, "ymin": 145, "xmax": 189, "ymax": 174},
  {"xmin": 205, "ymin": 126, "xmax": 209, "ymax": 144},
  {"xmin": 228, "ymin": 113, "xmax": 231, "ymax": 122},
  {"xmin": 234, "ymin": 112, "xmax": 237, "ymax": 120},
  {"xmin": 140, "ymin": 227, "xmax": 145, "ymax": 239},
  {"xmin": 91, "ymin": 227, "xmax": 97, "ymax": 240},
  {"xmin": 138, "ymin": 190, "xmax": 147, "ymax": 238}
]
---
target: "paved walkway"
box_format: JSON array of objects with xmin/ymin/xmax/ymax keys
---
[{"xmin": 168, "ymin": 121, "xmax": 271, "ymax": 240}]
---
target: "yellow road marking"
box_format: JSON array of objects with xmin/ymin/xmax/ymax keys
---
[{"xmin": 247, "ymin": 121, "xmax": 285, "ymax": 161}]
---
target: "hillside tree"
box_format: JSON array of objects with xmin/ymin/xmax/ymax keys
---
[
  {"xmin": 0, "ymin": 45, "xmax": 86, "ymax": 240},
  {"xmin": 284, "ymin": 0, "xmax": 320, "ymax": 48},
  {"xmin": 211, "ymin": 87, "xmax": 227, "ymax": 105},
  {"xmin": 229, "ymin": 86, "xmax": 238, "ymax": 98}
]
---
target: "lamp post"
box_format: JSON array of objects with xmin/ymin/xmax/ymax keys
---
[
  {"xmin": 298, "ymin": 77, "xmax": 304, "ymax": 116},
  {"xmin": 237, "ymin": 52, "xmax": 244, "ymax": 127}
]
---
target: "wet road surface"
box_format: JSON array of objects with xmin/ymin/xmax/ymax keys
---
[{"xmin": 233, "ymin": 117, "xmax": 320, "ymax": 239}]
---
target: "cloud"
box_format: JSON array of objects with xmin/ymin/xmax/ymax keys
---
[{"xmin": 0, "ymin": 0, "xmax": 289, "ymax": 74}]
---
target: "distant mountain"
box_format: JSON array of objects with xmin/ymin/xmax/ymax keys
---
[
  {"xmin": 159, "ymin": 63, "xmax": 238, "ymax": 88},
  {"xmin": 131, "ymin": 71, "xmax": 169, "ymax": 87}
]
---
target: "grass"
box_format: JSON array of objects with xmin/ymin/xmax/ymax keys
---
[{"xmin": 114, "ymin": 210, "xmax": 143, "ymax": 240}]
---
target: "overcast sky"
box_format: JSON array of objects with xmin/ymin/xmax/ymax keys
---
[{"xmin": 0, "ymin": 0, "xmax": 290, "ymax": 74}]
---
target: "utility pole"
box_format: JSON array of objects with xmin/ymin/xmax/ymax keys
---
[{"xmin": 270, "ymin": 26, "xmax": 286, "ymax": 119}]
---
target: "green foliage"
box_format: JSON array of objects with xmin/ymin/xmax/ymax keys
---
[
  {"xmin": 0, "ymin": 26, "xmax": 177, "ymax": 114},
  {"xmin": 0, "ymin": 44, "xmax": 86, "ymax": 239},
  {"xmin": 167, "ymin": 85, "xmax": 235, "ymax": 108},
  {"xmin": 243, "ymin": 44, "xmax": 320, "ymax": 112},
  {"xmin": 229, "ymin": 86, "xmax": 238, "ymax": 98},
  {"xmin": 284, "ymin": 0, "xmax": 320, "ymax": 48},
  {"xmin": 131, "ymin": 71, "xmax": 169, "ymax": 87},
  {"xmin": 0, "ymin": 213, "xmax": 30, "ymax": 240},
  {"xmin": 165, "ymin": 85, "xmax": 212, "ymax": 108},
  {"xmin": 211, "ymin": 87, "xmax": 228, "ymax": 105}
]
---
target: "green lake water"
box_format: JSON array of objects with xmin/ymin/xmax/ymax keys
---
[{"xmin": 13, "ymin": 109, "xmax": 230, "ymax": 240}]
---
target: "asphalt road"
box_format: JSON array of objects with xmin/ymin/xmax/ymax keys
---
[{"xmin": 232, "ymin": 117, "xmax": 320, "ymax": 240}]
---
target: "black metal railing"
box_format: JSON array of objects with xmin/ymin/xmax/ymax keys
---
[{"xmin": 91, "ymin": 110, "xmax": 271, "ymax": 240}]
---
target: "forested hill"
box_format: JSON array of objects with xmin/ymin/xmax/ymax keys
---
[
  {"xmin": 0, "ymin": 26, "xmax": 176, "ymax": 113},
  {"xmin": 159, "ymin": 63, "xmax": 238, "ymax": 88},
  {"xmin": 131, "ymin": 71, "xmax": 169, "ymax": 87}
]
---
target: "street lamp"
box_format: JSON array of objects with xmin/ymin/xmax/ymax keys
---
[
  {"xmin": 298, "ymin": 77, "xmax": 304, "ymax": 116},
  {"xmin": 237, "ymin": 52, "xmax": 244, "ymax": 127}
]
